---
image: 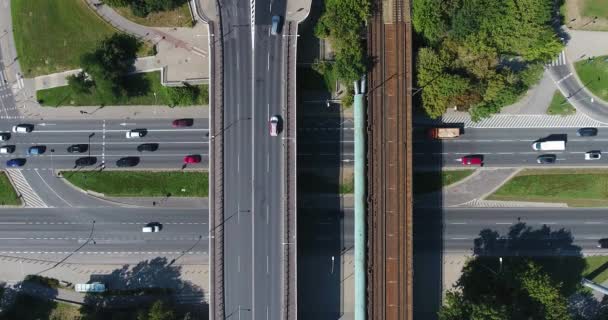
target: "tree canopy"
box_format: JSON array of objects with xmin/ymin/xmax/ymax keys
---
[
  {"xmin": 413, "ymin": 0, "xmax": 563, "ymax": 120},
  {"xmin": 439, "ymin": 223, "xmax": 586, "ymax": 319}
]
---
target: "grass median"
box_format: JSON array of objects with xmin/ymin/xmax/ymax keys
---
[
  {"xmin": 37, "ymin": 71, "xmax": 208, "ymax": 107},
  {"xmin": 488, "ymin": 169, "xmax": 608, "ymax": 206},
  {"xmin": 547, "ymin": 90, "xmax": 575, "ymax": 116},
  {"xmin": 0, "ymin": 172, "xmax": 21, "ymax": 205},
  {"xmin": 584, "ymin": 256, "xmax": 608, "ymax": 284},
  {"xmin": 414, "ymin": 170, "xmax": 475, "ymax": 194},
  {"xmin": 62, "ymin": 171, "xmax": 208, "ymax": 197},
  {"xmin": 574, "ymin": 55, "xmax": 608, "ymax": 101}
]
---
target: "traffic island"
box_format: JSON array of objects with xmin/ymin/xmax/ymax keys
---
[
  {"xmin": 488, "ymin": 169, "xmax": 608, "ymax": 207},
  {"xmin": 0, "ymin": 171, "xmax": 23, "ymax": 206},
  {"xmin": 60, "ymin": 171, "xmax": 208, "ymax": 197}
]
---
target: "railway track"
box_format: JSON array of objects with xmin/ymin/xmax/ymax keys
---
[{"xmin": 366, "ymin": 0, "xmax": 413, "ymax": 318}]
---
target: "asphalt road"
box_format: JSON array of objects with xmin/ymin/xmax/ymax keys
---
[
  {"xmin": 415, "ymin": 127, "xmax": 608, "ymax": 167},
  {"xmin": 0, "ymin": 119, "xmax": 208, "ymax": 170},
  {"xmin": 416, "ymin": 208, "xmax": 608, "ymax": 254},
  {"xmin": 0, "ymin": 207, "xmax": 207, "ymax": 264},
  {"xmin": 220, "ymin": 0, "xmax": 255, "ymax": 318}
]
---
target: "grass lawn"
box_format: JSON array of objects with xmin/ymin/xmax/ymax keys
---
[
  {"xmin": 113, "ymin": 3, "xmax": 193, "ymax": 27},
  {"xmin": 488, "ymin": 169, "xmax": 608, "ymax": 206},
  {"xmin": 414, "ymin": 170, "xmax": 475, "ymax": 194},
  {"xmin": 62, "ymin": 171, "xmax": 208, "ymax": 197},
  {"xmin": 298, "ymin": 67, "xmax": 337, "ymax": 92},
  {"xmin": 582, "ymin": 0, "xmax": 608, "ymax": 19},
  {"xmin": 11, "ymin": 0, "xmax": 117, "ymax": 77},
  {"xmin": 2, "ymin": 294, "xmax": 81, "ymax": 320},
  {"xmin": 547, "ymin": 90, "xmax": 576, "ymax": 115},
  {"xmin": 0, "ymin": 172, "xmax": 21, "ymax": 206},
  {"xmin": 584, "ymin": 256, "xmax": 608, "ymax": 283},
  {"xmin": 36, "ymin": 71, "xmax": 208, "ymax": 107},
  {"xmin": 340, "ymin": 175, "xmax": 354, "ymax": 194},
  {"xmin": 574, "ymin": 55, "xmax": 608, "ymax": 101}
]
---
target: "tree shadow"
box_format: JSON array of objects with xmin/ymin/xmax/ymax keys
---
[
  {"xmin": 79, "ymin": 257, "xmax": 206, "ymax": 319},
  {"xmin": 0, "ymin": 280, "xmax": 60, "ymax": 320},
  {"xmin": 122, "ymin": 73, "xmax": 152, "ymax": 98},
  {"xmin": 472, "ymin": 222, "xmax": 585, "ymax": 296}
]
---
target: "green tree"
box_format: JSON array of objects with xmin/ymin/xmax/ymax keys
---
[
  {"xmin": 147, "ymin": 301, "xmax": 175, "ymax": 320},
  {"xmin": 67, "ymin": 71, "xmax": 93, "ymax": 94}
]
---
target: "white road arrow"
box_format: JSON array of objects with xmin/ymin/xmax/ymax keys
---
[
  {"xmin": 119, "ymin": 123, "xmax": 136, "ymax": 126},
  {"xmin": 38, "ymin": 123, "xmax": 56, "ymax": 126}
]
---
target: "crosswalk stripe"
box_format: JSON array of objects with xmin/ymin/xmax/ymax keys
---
[{"xmin": 5, "ymin": 169, "xmax": 47, "ymax": 208}]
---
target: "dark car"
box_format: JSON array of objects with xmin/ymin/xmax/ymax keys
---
[
  {"xmin": 6, "ymin": 158, "xmax": 26, "ymax": 167},
  {"xmin": 27, "ymin": 146, "xmax": 46, "ymax": 155},
  {"xmin": 577, "ymin": 127, "xmax": 598, "ymax": 137},
  {"xmin": 172, "ymin": 119, "xmax": 194, "ymax": 127},
  {"xmin": 598, "ymin": 238, "xmax": 608, "ymax": 248},
  {"xmin": 536, "ymin": 154, "xmax": 557, "ymax": 164},
  {"xmin": 67, "ymin": 144, "xmax": 88, "ymax": 153},
  {"xmin": 137, "ymin": 143, "xmax": 159, "ymax": 152},
  {"xmin": 75, "ymin": 157, "xmax": 97, "ymax": 167},
  {"xmin": 116, "ymin": 157, "xmax": 140, "ymax": 167},
  {"xmin": 0, "ymin": 132, "xmax": 11, "ymax": 141}
]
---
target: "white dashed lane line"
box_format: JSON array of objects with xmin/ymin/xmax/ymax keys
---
[{"xmin": 0, "ymin": 251, "xmax": 207, "ymax": 255}]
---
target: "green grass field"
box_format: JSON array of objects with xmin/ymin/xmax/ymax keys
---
[
  {"xmin": 414, "ymin": 170, "xmax": 475, "ymax": 194},
  {"xmin": 547, "ymin": 90, "xmax": 576, "ymax": 115},
  {"xmin": 584, "ymin": 256, "xmax": 608, "ymax": 283},
  {"xmin": 113, "ymin": 3, "xmax": 193, "ymax": 27},
  {"xmin": 36, "ymin": 71, "xmax": 208, "ymax": 107},
  {"xmin": 582, "ymin": 0, "xmax": 608, "ymax": 19},
  {"xmin": 0, "ymin": 172, "xmax": 21, "ymax": 206},
  {"xmin": 488, "ymin": 169, "xmax": 608, "ymax": 206},
  {"xmin": 297, "ymin": 67, "xmax": 337, "ymax": 92},
  {"xmin": 574, "ymin": 55, "xmax": 608, "ymax": 101},
  {"xmin": 12, "ymin": 0, "xmax": 117, "ymax": 77},
  {"xmin": 62, "ymin": 171, "xmax": 208, "ymax": 197}
]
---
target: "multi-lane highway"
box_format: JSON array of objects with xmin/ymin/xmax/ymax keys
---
[
  {"xmin": 0, "ymin": 208, "xmax": 207, "ymax": 264},
  {"xmin": 415, "ymin": 127, "xmax": 608, "ymax": 167},
  {"xmin": 0, "ymin": 120, "xmax": 208, "ymax": 169}
]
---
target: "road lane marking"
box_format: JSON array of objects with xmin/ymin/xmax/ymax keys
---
[
  {"xmin": 449, "ymin": 222, "xmax": 467, "ymax": 224},
  {"xmin": 267, "ymin": 255, "xmax": 269, "ymax": 274},
  {"xmin": 34, "ymin": 129, "xmax": 209, "ymax": 133},
  {"xmin": 585, "ymin": 222, "xmax": 603, "ymax": 224},
  {"xmin": 35, "ymin": 169, "xmax": 72, "ymax": 207},
  {"xmin": 495, "ymin": 222, "xmax": 512, "ymax": 225},
  {"xmin": 238, "ymin": 255, "xmax": 241, "ymax": 272},
  {"xmin": 450, "ymin": 237, "xmax": 470, "ymax": 240}
]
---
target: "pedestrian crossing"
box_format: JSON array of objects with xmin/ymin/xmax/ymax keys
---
[
  {"xmin": 548, "ymin": 51, "xmax": 567, "ymax": 67},
  {"xmin": 423, "ymin": 112, "xmax": 608, "ymax": 128},
  {"xmin": 5, "ymin": 169, "xmax": 47, "ymax": 208}
]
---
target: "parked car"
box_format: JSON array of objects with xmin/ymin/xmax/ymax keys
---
[
  {"xmin": 577, "ymin": 127, "xmax": 598, "ymax": 137},
  {"xmin": 6, "ymin": 158, "xmax": 25, "ymax": 167},
  {"xmin": 75, "ymin": 157, "xmax": 97, "ymax": 167},
  {"xmin": 0, "ymin": 146, "xmax": 15, "ymax": 154},
  {"xmin": 67, "ymin": 144, "xmax": 88, "ymax": 153},
  {"xmin": 137, "ymin": 143, "xmax": 159, "ymax": 152},
  {"xmin": 0, "ymin": 133, "xmax": 10, "ymax": 141},
  {"xmin": 269, "ymin": 115, "xmax": 280, "ymax": 137},
  {"xmin": 460, "ymin": 155, "xmax": 483, "ymax": 166},
  {"xmin": 598, "ymin": 238, "xmax": 608, "ymax": 248},
  {"xmin": 116, "ymin": 157, "xmax": 139, "ymax": 167},
  {"xmin": 172, "ymin": 119, "xmax": 193, "ymax": 127},
  {"xmin": 585, "ymin": 151, "xmax": 602, "ymax": 160},
  {"xmin": 536, "ymin": 154, "xmax": 557, "ymax": 164},
  {"xmin": 126, "ymin": 129, "xmax": 146, "ymax": 139},
  {"xmin": 184, "ymin": 155, "xmax": 202, "ymax": 164},
  {"xmin": 12, "ymin": 124, "xmax": 33, "ymax": 133},
  {"xmin": 27, "ymin": 146, "xmax": 46, "ymax": 155},
  {"xmin": 142, "ymin": 222, "xmax": 162, "ymax": 233}
]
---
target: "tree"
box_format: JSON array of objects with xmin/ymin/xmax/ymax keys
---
[
  {"xmin": 67, "ymin": 71, "xmax": 93, "ymax": 94},
  {"xmin": 147, "ymin": 301, "xmax": 175, "ymax": 320}
]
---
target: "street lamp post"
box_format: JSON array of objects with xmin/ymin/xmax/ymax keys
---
[{"xmin": 50, "ymin": 149, "xmax": 55, "ymax": 177}]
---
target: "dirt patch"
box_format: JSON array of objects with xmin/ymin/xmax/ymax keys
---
[{"xmin": 565, "ymin": 0, "xmax": 608, "ymax": 31}]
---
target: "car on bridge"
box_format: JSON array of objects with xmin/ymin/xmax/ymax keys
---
[
  {"xmin": 269, "ymin": 115, "xmax": 281, "ymax": 136},
  {"xmin": 6, "ymin": 158, "xmax": 25, "ymax": 167},
  {"xmin": 271, "ymin": 15, "xmax": 282, "ymax": 35}
]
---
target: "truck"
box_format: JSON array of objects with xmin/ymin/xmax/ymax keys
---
[
  {"xmin": 427, "ymin": 127, "xmax": 460, "ymax": 139},
  {"xmin": 75, "ymin": 282, "xmax": 106, "ymax": 293},
  {"xmin": 531, "ymin": 140, "xmax": 566, "ymax": 151}
]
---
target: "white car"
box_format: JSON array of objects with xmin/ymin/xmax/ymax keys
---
[
  {"xmin": 0, "ymin": 146, "xmax": 14, "ymax": 154},
  {"xmin": 12, "ymin": 124, "xmax": 33, "ymax": 133},
  {"xmin": 269, "ymin": 116, "xmax": 280, "ymax": 137},
  {"xmin": 142, "ymin": 223, "xmax": 161, "ymax": 233},
  {"xmin": 585, "ymin": 151, "xmax": 602, "ymax": 160},
  {"xmin": 126, "ymin": 130, "xmax": 144, "ymax": 138}
]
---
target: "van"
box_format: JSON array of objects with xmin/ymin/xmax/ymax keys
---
[
  {"xmin": 75, "ymin": 282, "xmax": 106, "ymax": 293},
  {"xmin": 271, "ymin": 15, "xmax": 281, "ymax": 35},
  {"xmin": 531, "ymin": 140, "xmax": 566, "ymax": 151}
]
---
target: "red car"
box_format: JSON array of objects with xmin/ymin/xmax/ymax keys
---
[
  {"xmin": 172, "ymin": 119, "xmax": 194, "ymax": 127},
  {"xmin": 461, "ymin": 155, "xmax": 483, "ymax": 166},
  {"xmin": 184, "ymin": 155, "xmax": 202, "ymax": 164}
]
